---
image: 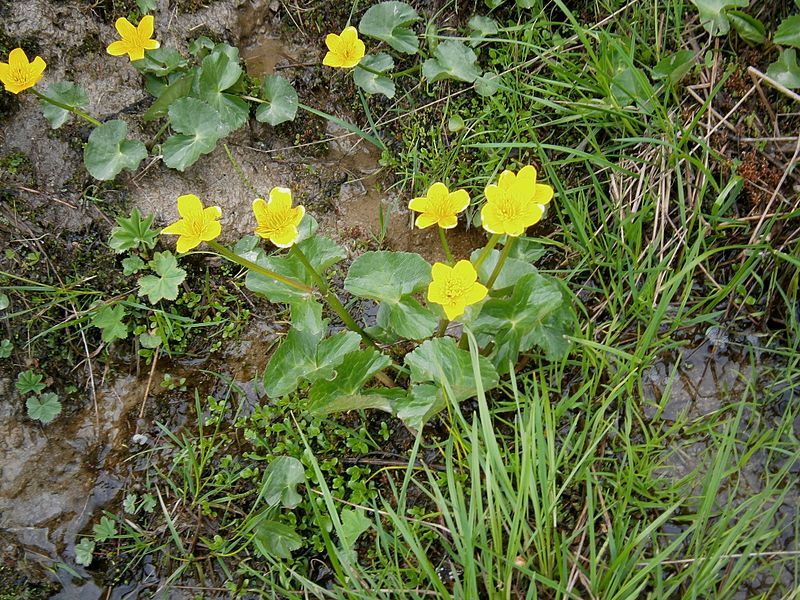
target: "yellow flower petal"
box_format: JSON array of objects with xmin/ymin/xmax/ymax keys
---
[
  {"xmin": 269, "ymin": 186, "xmax": 293, "ymax": 211},
  {"xmin": 322, "ymin": 26, "xmax": 364, "ymax": 69},
  {"xmin": 408, "ymin": 196, "xmax": 430, "ymax": 212},
  {"xmin": 177, "ymin": 194, "xmax": 204, "ymax": 220},
  {"xmin": 138, "ymin": 15, "xmax": 155, "ymax": 38},
  {"xmin": 427, "ymin": 182, "xmax": 449, "ymax": 202},
  {"xmin": 106, "ymin": 40, "xmax": 130, "ymax": 56},
  {"xmin": 452, "ymin": 259, "xmax": 477, "ymax": 283},
  {"xmin": 415, "ymin": 213, "xmax": 438, "ymax": 229},
  {"xmin": 176, "ymin": 235, "xmax": 201, "ymax": 253},
  {"xmin": 0, "ymin": 48, "xmax": 46, "ymax": 94},
  {"xmin": 449, "ymin": 189, "xmax": 470, "ymax": 213},
  {"xmin": 161, "ymin": 220, "xmax": 191, "ymax": 236},
  {"xmin": 533, "ymin": 183, "xmax": 553, "ymax": 205},
  {"xmin": 438, "ymin": 214, "xmax": 458, "ymax": 229},
  {"xmin": 463, "ymin": 282, "xmax": 488, "ymax": 306},
  {"xmin": 115, "ymin": 17, "xmax": 137, "ymax": 38},
  {"xmin": 431, "ymin": 262, "xmax": 451, "ymax": 281},
  {"xmin": 270, "ymin": 226, "xmax": 300, "ymax": 248}
]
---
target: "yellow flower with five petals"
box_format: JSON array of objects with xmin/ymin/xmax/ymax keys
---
[
  {"xmin": 480, "ymin": 165, "xmax": 553, "ymax": 236},
  {"xmin": 408, "ymin": 182, "xmax": 470, "ymax": 230},
  {"xmin": 0, "ymin": 48, "xmax": 46, "ymax": 94},
  {"xmin": 162, "ymin": 194, "xmax": 222, "ymax": 253},
  {"xmin": 252, "ymin": 187, "xmax": 305, "ymax": 248},
  {"xmin": 322, "ymin": 26, "xmax": 366, "ymax": 69},
  {"xmin": 106, "ymin": 15, "xmax": 160, "ymax": 62},
  {"xmin": 427, "ymin": 260, "xmax": 488, "ymax": 321}
]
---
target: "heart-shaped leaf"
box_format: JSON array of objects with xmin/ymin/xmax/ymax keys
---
[
  {"xmin": 652, "ymin": 50, "xmax": 696, "ymax": 84},
  {"xmin": 84, "ymin": 120, "xmax": 147, "ymax": 181},
  {"xmin": 261, "ymin": 456, "xmax": 304, "ymax": 508},
  {"xmin": 422, "ymin": 40, "xmax": 481, "ymax": 83},
  {"xmin": 767, "ymin": 49, "xmax": 800, "ymax": 89},
  {"xmin": 359, "ymin": 1, "xmax": 420, "ymax": 54},
  {"xmin": 307, "ymin": 349, "xmax": 393, "ymax": 414},
  {"xmin": 256, "ymin": 75, "xmax": 299, "ymax": 125},
  {"xmin": 195, "ymin": 46, "xmax": 249, "ymax": 134},
  {"xmin": 354, "ymin": 53, "xmax": 396, "ymax": 98},
  {"xmin": 137, "ymin": 251, "xmax": 187, "ymax": 304},
  {"xmin": 469, "ymin": 272, "xmax": 573, "ymax": 373},
  {"xmin": 404, "ymin": 337, "xmax": 499, "ymax": 402},
  {"xmin": 345, "ymin": 251, "xmax": 430, "ymax": 301},
  {"xmin": 162, "ymin": 97, "xmax": 225, "ymax": 171},
  {"xmin": 393, "ymin": 383, "xmax": 447, "ymax": 432},
  {"xmin": 340, "ymin": 508, "xmax": 371, "ymax": 551},
  {"xmin": 252, "ymin": 520, "xmax": 302, "ymax": 559},
  {"xmin": 467, "ymin": 15, "xmax": 498, "ymax": 46},
  {"xmin": 40, "ymin": 82, "xmax": 88, "ymax": 129},
  {"xmin": 690, "ymin": 0, "xmax": 749, "ymax": 36},
  {"xmin": 143, "ymin": 73, "xmax": 193, "ymax": 121},
  {"xmin": 474, "ymin": 71, "xmax": 501, "ymax": 96},
  {"xmin": 774, "ymin": 15, "xmax": 800, "ymax": 49},
  {"xmin": 375, "ymin": 297, "xmax": 437, "ymax": 340}
]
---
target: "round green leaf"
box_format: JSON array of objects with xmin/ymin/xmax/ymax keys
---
[
  {"xmin": 422, "ymin": 40, "xmax": 480, "ymax": 83},
  {"xmin": 728, "ymin": 11, "xmax": 767, "ymax": 45},
  {"xmin": 344, "ymin": 251, "xmax": 431, "ymax": 301},
  {"xmin": 774, "ymin": 15, "xmax": 800, "ymax": 49},
  {"xmin": 256, "ymin": 75, "xmax": 299, "ymax": 126},
  {"xmin": 689, "ymin": 0, "xmax": 749, "ymax": 36},
  {"xmin": 353, "ymin": 53, "xmax": 396, "ymax": 98},
  {"xmin": 262, "ymin": 456, "xmax": 305, "ymax": 508},
  {"xmin": 162, "ymin": 98, "xmax": 224, "ymax": 171},
  {"xmin": 84, "ymin": 120, "xmax": 147, "ymax": 181},
  {"xmin": 196, "ymin": 47, "xmax": 248, "ymax": 134},
  {"xmin": 652, "ymin": 50, "xmax": 696, "ymax": 84},
  {"xmin": 359, "ymin": 1, "xmax": 420, "ymax": 54},
  {"xmin": 767, "ymin": 49, "xmax": 800, "ymax": 90}
]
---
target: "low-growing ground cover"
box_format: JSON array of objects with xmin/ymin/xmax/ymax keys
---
[{"xmin": 0, "ymin": 0, "xmax": 798, "ymax": 598}]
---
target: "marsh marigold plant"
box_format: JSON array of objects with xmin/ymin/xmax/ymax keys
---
[
  {"xmin": 409, "ymin": 182, "xmax": 470, "ymax": 229},
  {"xmin": 162, "ymin": 194, "xmax": 222, "ymax": 253},
  {"xmin": 106, "ymin": 15, "xmax": 160, "ymax": 62},
  {"xmin": 428, "ymin": 260, "xmax": 488, "ymax": 320},
  {"xmin": 481, "ymin": 165, "xmax": 553, "ymax": 236},
  {"xmin": 0, "ymin": 48, "xmax": 46, "ymax": 94},
  {"xmin": 253, "ymin": 187, "xmax": 305, "ymax": 248},
  {"xmin": 322, "ymin": 26, "xmax": 366, "ymax": 69}
]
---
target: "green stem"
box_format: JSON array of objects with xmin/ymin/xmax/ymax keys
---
[
  {"xmin": 223, "ymin": 143, "xmax": 261, "ymax": 198},
  {"xmin": 148, "ymin": 119, "xmax": 171, "ymax": 150},
  {"xmin": 438, "ymin": 227, "xmax": 454, "ymax": 265},
  {"xmin": 207, "ymin": 240, "xmax": 312, "ymax": 294},
  {"xmin": 473, "ymin": 233, "xmax": 501, "ymax": 272},
  {"xmin": 436, "ymin": 319, "xmax": 449, "ymax": 337},
  {"xmin": 486, "ymin": 236, "xmax": 515, "ymax": 290},
  {"xmin": 290, "ymin": 245, "xmax": 377, "ymax": 348},
  {"xmin": 31, "ymin": 88, "xmax": 102, "ymax": 127}
]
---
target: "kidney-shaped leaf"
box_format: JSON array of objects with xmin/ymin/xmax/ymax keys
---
[
  {"xmin": 84, "ymin": 120, "xmax": 147, "ymax": 181},
  {"xmin": 307, "ymin": 349, "xmax": 393, "ymax": 414},
  {"xmin": 359, "ymin": 1, "xmax": 420, "ymax": 54},
  {"xmin": 774, "ymin": 15, "xmax": 800, "ymax": 49},
  {"xmin": 196, "ymin": 46, "xmax": 249, "ymax": 134},
  {"xmin": 252, "ymin": 520, "xmax": 302, "ymax": 559},
  {"xmin": 690, "ymin": 0, "xmax": 749, "ymax": 36},
  {"xmin": 345, "ymin": 251, "xmax": 430, "ymax": 301},
  {"xmin": 422, "ymin": 40, "xmax": 481, "ymax": 83},
  {"xmin": 40, "ymin": 82, "xmax": 88, "ymax": 129},
  {"xmin": 354, "ymin": 53, "xmax": 396, "ymax": 98},
  {"xmin": 162, "ymin": 98, "xmax": 225, "ymax": 171},
  {"xmin": 767, "ymin": 49, "xmax": 800, "ymax": 90},
  {"xmin": 404, "ymin": 337, "xmax": 499, "ymax": 403},
  {"xmin": 262, "ymin": 456, "xmax": 305, "ymax": 508},
  {"xmin": 256, "ymin": 75, "xmax": 299, "ymax": 126}
]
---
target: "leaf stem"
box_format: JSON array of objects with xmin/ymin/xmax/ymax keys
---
[
  {"xmin": 148, "ymin": 119, "xmax": 171, "ymax": 151},
  {"xmin": 290, "ymin": 245, "xmax": 378, "ymax": 348},
  {"xmin": 473, "ymin": 233, "xmax": 501, "ymax": 271},
  {"xmin": 223, "ymin": 143, "xmax": 262, "ymax": 199},
  {"xmin": 31, "ymin": 88, "xmax": 102, "ymax": 127},
  {"xmin": 438, "ymin": 227, "xmax": 454, "ymax": 264},
  {"xmin": 206, "ymin": 240, "xmax": 312, "ymax": 294},
  {"xmin": 486, "ymin": 236, "xmax": 515, "ymax": 289}
]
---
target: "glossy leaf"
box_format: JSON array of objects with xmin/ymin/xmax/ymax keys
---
[
  {"xmin": 728, "ymin": 11, "xmax": 767, "ymax": 45},
  {"xmin": 345, "ymin": 251, "xmax": 430, "ymax": 301},
  {"xmin": 307, "ymin": 349, "xmax": 393, "ymax": 414},
  {"xmin": 422, "ymin": 40, "xmax": 481, "ymax": 83},
  {"xmin": 84, "ymin": 120, "xmax": 147, "ymax": 181},
  {"xmin": 40, "ymin": 82, "xmax": 88, "ymax": 129},
  {"xmin": 245, "ymin": 236, "xmax": 346, "ymax": 304},
  {"xmin": 375, "ymin": 296, "xmax": 437, "ymax": 340},
  {"xmin": 652, "ymin": 50, "xmax": 696, "ymax": 84},
  {"xmin": 774, "ymin": 14, "xmax": 800, "ymax": 48},
  {"xmin": 767, "ymin": 49, "xmax": 800, "ymax": 89},
  {"xmin": 690, "ymin": 0, "xmax": 749, "ymax": 36},
  {"xmin": 195, "ymin": 46, "xmax": 249, "ymax": 134},
  {"xmin": 252, "ymin": 520, "xmax": 302, "ymax": 559},
  {"xmin": 162, "ymin": 98, "xmax": 225, "ymax": 171},
  {"xmin": 354, "ymin": 53, "xmax": 396, "ymax": 98},
  {"xmin": 137, "ymin": 251, "xmax": 187, "ymax": 304},
  {"xmin": 470, "ymin": 272, "xmax": 573, "ymax": 373},
  {"xmin": 143, "ymin": 73, "xmax": 193, "ymax": 121},
  {"xmin": 394, "ymin": 383, "xmax": 447, "ymax": 432},
  {"xmin": 262, "ymin": 456, "xmax": 304, "ymax": 508},
  {"xmin": 133, "ymin": 48, "xmax": 187, "ymax": 77},
  {"xmin": 359, "ymin": 1, "xmax": 420, "ymax": 54},
  {"xmin": 256, "ymin": 75, "xmax": 299, "ymax": 125}
]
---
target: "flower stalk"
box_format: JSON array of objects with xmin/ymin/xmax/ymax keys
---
[
  {"xmin": 485, "ymin": 236, "xmax": 515, "ymax": 289},
  {"xmin": 207, "ymin": 240, "xmax": 312, "ymax": 294},
  {"xmin": 473, "ymin": 233, "xmax": 501, "ymax": 271},
  {"xmin": 30, "ymin": 89, "xmax": 102, "ymax": 127},
  {"xmin": 438, "ymin": 227, "xmax": 454, "ymax": 265}
]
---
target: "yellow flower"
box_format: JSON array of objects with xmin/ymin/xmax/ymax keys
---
[
  {"xmin": 427, "ymin": 260, "xmax": 488, "ymax": 321},
  {"xmin": 481, "ymin": 165, "xmax": 554, "ymax": 236},
  {"xmin": 408, "ymin": 182, "xmax": 470, "ymax": 230},
  {"xmin": 162, "ymin": 194, "xmax": 222, "ymax": 253},
  {"xmin": 0, "ymin": 48, "xmax": 46, "ymax": 94},
  {"xmin": 253, "ymin": 187, "xmax": 305, "ymax": 248},
  {"xmin": 322, "ymin": 26, "xmax": 366, "ymax": 69},
  {"xmin": 106, "ymin": 15, "xmax": 160, "ymax": 62}
]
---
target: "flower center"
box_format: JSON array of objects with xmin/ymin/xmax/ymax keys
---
[
  {"xmin": 495, "ymin": 193, "xmax": 519, "ymax": 221},
  {"xmin": 11, "ymin": 66, "xmax": 28, "ymax": 84},
  {"xmin": 259, "ymin": 209, "xmax": 293, "ymax": 234},
  {"xmin": 444, "ymin": 277, "xmax": 469, "ymax": 302}
]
